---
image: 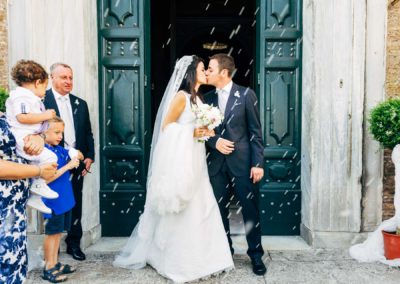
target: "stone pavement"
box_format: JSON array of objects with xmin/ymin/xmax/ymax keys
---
[{"xmin": 26, "ymin": 239, "xmax": 400, "ymax": 284}]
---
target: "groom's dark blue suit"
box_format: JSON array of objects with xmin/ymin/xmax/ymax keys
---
[{"xmin": 205, "ymin": 82, "xmax": 264, "ymax": 259}]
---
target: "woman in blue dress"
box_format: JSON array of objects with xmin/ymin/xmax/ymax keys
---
[{"xmin": 0, "ymin": 113, "xmax": 57, "ymax": 283}]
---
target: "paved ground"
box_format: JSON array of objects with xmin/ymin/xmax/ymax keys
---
[
  {"xmin": 26, "ymin": 248, "xmax": 400, "ymax": 284},
  {"xmin": 26, "ymin": 215, "xmax": 400, "ymax": 284}
]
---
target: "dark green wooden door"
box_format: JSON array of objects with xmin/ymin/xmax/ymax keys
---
[
  {"xmin": 97, "ymin": 0, "xmax": 150, "ymax": 236},
  {"xmin": 257, "ymin": 0, "xmax": 302, "ymax": 235}
]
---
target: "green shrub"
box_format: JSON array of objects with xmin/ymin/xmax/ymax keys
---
[
  {"xmin": 369, "ymin": 98, "xmax": 400, "ymax": 149},
  {"xmin": 0, "ymin": 88, "xmax": 8, "ymax": 113}
]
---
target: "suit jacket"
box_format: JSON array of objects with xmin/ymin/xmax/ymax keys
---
[
  {"xmin": 44, "ymin": 89, "xmax": 95, "ymax": 162},
  {"xmin": 205, "ymin": 82, "xmax": 264, "ymax": 177}
]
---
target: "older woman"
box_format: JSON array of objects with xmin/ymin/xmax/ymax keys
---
[{"xmin": 0, "ymin": 113, "xmax": 57, "ymax": 283}]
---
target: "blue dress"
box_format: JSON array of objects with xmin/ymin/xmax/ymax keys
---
[{"xmin": 0, "ymin": 115, "xmax": 30, "ymax": 284}]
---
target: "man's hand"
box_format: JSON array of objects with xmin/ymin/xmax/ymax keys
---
[
  {"xmin": 250, "ymin": 167, "xmax": 264, "ymax": 184},
  {"xmin": 23, "ymin": 134, "xmax": 44, "ymax": 156},
  {"xmin": 82, "ymin": 158, "xmax": 93, "ymax": 176},
  {"xmin": 39, "ymin": 163, "xmax": 58, "ymax": 180},
  {"xmin": 216, "ymin": 138, "xmax": 235, "ymax": 155},
  {"xmin": 77, "ymin": 150, "xmax": 84, "ymax": 160}
]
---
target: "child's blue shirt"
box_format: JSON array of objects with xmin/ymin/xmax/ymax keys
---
[{"xmin": 42, "ymin": 144, "xmax": 75, "ymax": 218}]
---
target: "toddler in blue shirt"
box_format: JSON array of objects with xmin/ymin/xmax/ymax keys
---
[{"xmin": 42, "ymin": 116, "xmax": 83, "ymax": 283}]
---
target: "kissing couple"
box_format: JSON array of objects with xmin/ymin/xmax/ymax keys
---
[{"xmin": 113, "ymin": 53, "xmax": 266, "ymax": 283}]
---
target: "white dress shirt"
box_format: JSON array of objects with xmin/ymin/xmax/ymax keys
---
[
  {"xmin": 53, "ymin": 88, "xmax": 76, "ymax": 148},
  {"xmin": 216, "ymin": 81, "xmax": 233, "ymax": 115}
]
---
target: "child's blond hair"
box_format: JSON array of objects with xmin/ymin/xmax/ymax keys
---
[{"xmin": 48, "ymin": 116, "xmax": 65, "ymax": 125}]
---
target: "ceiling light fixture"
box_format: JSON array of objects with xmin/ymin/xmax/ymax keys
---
[{"xmin": 202, "ymin": 42, "xmax": 228, "ymax": 50}]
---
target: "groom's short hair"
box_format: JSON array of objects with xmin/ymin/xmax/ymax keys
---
[{"xmin": 209, "ymin": 53, "xmax": 235, "ymax": 77}]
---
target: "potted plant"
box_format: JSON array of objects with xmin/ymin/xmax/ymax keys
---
[
  {"xmin": 369, "ymin": 98, "xmax": 400, "ymax": 260},
  {"xmin": 0, "ymin": 87, "xmax": 8, "ymax": 113}
]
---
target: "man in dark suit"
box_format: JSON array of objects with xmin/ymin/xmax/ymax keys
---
[
  {"xmin": 205, "ymin": 54, "xmax": 266, "ymax": 275},
  {"xmin": 44, "ymin": 63, "xmax": 94, "ymax": 261}
]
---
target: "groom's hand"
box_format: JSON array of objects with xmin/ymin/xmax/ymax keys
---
[
  {"xmin": 250, "ymin": 167, "xmax": 264, "ymax": 184},
  {"xmin": 216, "ymin": 138, "xmax": 234, "ymax": 155}
]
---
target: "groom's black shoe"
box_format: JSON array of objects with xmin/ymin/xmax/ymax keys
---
[
  {"xmin": 251, "ymin": 257, "xmax": 267, "ymax": 276},
  {"xmin": 66, "ymin": 246, "xmax": 86, "ymax": 261}
]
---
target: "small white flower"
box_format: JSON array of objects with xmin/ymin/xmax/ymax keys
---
[
  {"xmin": 75, "ymin": 99, "xmax": 80, "ymax": 105},
  {"xmin": 234, "ymin": 91, "xmax": 240, "ymax": 98}
]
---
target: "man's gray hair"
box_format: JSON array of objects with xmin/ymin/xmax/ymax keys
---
[{"xmin": 50, "ymin": 62, "xmax": 72, "ymax": 74}]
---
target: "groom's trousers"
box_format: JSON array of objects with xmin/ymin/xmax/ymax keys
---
[{"xmin": 209, "ymin": 161, "xmax": 264, "ymax": 259}]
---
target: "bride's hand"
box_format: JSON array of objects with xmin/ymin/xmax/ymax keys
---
[
  {"xmin": 194, "ymin": 127, "xmax": 208, "ymax": 138},
  {"xmin": 206, "ymin": 129, "xmax": 215, "ymax": 137}
]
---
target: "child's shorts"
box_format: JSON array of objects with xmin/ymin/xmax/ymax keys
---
[{"xmin": 44, "ymin": 210, "xmax": 72, "ymax": 235}]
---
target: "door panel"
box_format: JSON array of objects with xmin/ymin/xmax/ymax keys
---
[
  {"xmin": 97, "ymin": 0, "xmax": 150, "ymax": 236},
  {"xmin": 258, "ymin": 0, "xmax": 302, "ymax": 235}
]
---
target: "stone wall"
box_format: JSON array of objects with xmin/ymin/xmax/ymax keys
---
[
  {"xmin": 383, "ymin": 149, "xmax": 395, "ymax": 220},
  {"xmin": 0, "ymin": 0, "xmax": 8, "ymax": 89},
  {"xmin": 386, "ymin": 0, "xmax": 400, "ymax": 99},
  {"xmin": 383, "ymin": 0, "xmax": 400, "ymax": 221}
]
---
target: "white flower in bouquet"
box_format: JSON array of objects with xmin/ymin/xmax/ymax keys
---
[{"xmin": 191, "ymin": 103, "xmax": 224, "ymax": 141}]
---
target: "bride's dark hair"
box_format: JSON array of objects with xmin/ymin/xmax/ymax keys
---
[{"xmin": 179, "ymin": 55, "xmax": 204, "ymax": 104}]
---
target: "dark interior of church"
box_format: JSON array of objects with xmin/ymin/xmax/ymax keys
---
[{"xmin": 151, "ymin": 0, "xmax": 257, "ymax": 124}]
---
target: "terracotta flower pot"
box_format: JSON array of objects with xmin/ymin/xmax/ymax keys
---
[{"xmin": 382, "ymin": 230, "xmax": 400, "ymax": 260}]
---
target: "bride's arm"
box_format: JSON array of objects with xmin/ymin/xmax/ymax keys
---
[
  {"xmin": 162, "ymin": 91, "xmax": 186, "ymax": 130},
  {"xmin": 161, "ymin": 92, "xmax": 207, "ymax": 138}
]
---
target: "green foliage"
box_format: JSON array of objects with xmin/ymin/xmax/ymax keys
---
[
  {"xmin": 0, "ymin": 88, "xmax": 8, "ymax": 113},
  {"xmin": 369, "ymin": 99, "xmax": 400, "ymax": 149}
]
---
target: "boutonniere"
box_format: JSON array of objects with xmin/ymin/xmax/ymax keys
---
[
  {"xmin": 234, "ymin": 91, "xmax": 240, "ymax": 98},
  {"xmin": 74, "ymin": 99, "xmax": 80, "ymax": 106}
]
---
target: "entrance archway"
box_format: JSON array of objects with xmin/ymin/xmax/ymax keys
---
[{"xmin": 97, "ymin": 0, "xmax": 303, "ymax": 236}]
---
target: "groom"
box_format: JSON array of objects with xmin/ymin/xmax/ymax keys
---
[{"xmin": 205, "ymin": 53, "xmax": 266, "ymax": 275}]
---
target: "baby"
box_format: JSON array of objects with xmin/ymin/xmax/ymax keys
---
[{"xmin": 6, "ymin": 60, "xmax": 61, "ymax": 213}]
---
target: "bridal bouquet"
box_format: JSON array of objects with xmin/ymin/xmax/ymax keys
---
[{"xmin": 191, "ymin": 103, "xmax": 224, "ymax": 142}]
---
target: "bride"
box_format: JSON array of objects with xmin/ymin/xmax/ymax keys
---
[{"xmin": 113, "ymin": 55, "xmax": 234, "ymax": 282}]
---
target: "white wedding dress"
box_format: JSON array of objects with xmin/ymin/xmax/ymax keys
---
[{"xmin": 113, "ymin": 92, "xmax": 234, "ymax": 283}]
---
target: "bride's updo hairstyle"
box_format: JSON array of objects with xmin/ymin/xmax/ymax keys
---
[{"xmin": 179, "ymin": 55, "xmax": 204, "ymax": 105}]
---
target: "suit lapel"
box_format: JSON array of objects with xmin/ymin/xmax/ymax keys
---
[
  {"xmin": 46, "ymin": 89, "xmax": 61, "ymax": 117},
  {"xmin": 69, "ymin": 94, "xmax": 79, "ymax": 134},
  {"xmin": 223, "ymin": 82, "xmax": 238, "ymax": 124},
  {"xmin": 45, "ymin": 90, "xmax": 66, "ymax": 147}
]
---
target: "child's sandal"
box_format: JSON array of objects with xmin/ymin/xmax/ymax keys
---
[
  {"xmin": 56, "ymin": 262, "xmax": 76, "ymax": 274},
  {"xmin": 42, "ymin": 266, "xmax": 68, "ymax": 283}
]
